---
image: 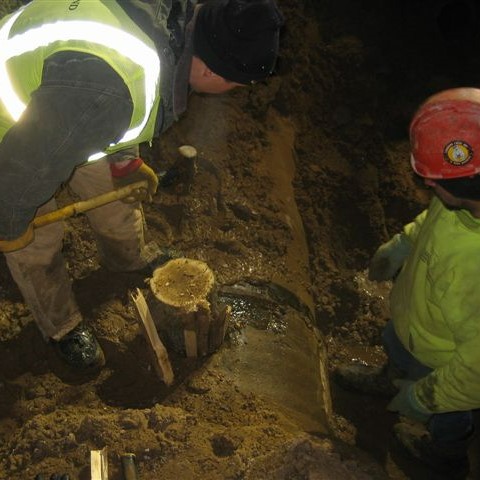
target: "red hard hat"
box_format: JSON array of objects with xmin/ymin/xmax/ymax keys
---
[{"xmin": 410, "ymin": 88, "xmax": 480, "ymax": 179}]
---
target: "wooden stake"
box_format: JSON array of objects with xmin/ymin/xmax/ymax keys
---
[
  {"xmin": 132, "ymin": 288, "xmax": 174, "ymax": 385},
  {"xmin": 182, "ymin": 312, "xmax": 197, "ymax": 357},
  {"xmin": 183, "ymin": 329, "xmax": 198, "ymax": 357},
  {"xmin": 195, "ymin": 305, "xmax": 211, "ymax": 356},
  {"xmin": 209, "ymin": 304, "xmax": 231, "ymax": 353},
  {"xmin": 91, "ymin": 448, "xmax": 108, "ymax": 480}
]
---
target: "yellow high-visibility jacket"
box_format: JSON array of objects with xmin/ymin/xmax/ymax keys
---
[
  {"xmin": 391, "ymin": 195, "xmax": 480, "ymax": 412},
  {"xmin": 0, "ymin": 0, "xmax": 162, "ymax": 155}
]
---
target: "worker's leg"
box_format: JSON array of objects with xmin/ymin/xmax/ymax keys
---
[
  {"xmin": 384, "ymin": 321, "xmax": 473, "ymax": 475},
  {"xmin": 394, "ymin": 410, "xmax": 473, "ymax": 479},
  {"xmin": 67, "ymin": 153, "xmax": 152, "ymax": 272},
  {"xmin": 382, "ymin": 320, "xmax": 432, "ymax": 380},
  {"xmin": 4, "ymin": 200, "xmax": 82, "ymax": 340},
  {"xmin": 428, "ymin": 410, "xmax": 474, "ymax": 457}
]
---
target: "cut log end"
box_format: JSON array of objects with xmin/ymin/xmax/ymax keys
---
[
  {"xmin": 150, "ymin": 258, "xmax": 215, "ymax": 313},
  {"xmin": 149, "ymin": 258, "xmax": 229, "ymax": 357}
]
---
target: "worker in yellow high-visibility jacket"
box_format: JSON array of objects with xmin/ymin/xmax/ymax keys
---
[{"xmin": 0, "ymin": 0, "xmax": 284, "ymax": 371}]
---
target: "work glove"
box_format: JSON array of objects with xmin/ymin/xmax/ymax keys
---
[
  {"xmin": 0, "ymin": 223, "xmax": 34, "ymax": 253},
  {"xmin": 109, "ymin": 157, "xmax": 158, "ymax": 203},
  {"xmin": 368, "ymin": 233, "xmax": 411, "ymax": 281},
  {"xmin": 387, "ymin": 379, "xmax": 432, "ymax": 424}
]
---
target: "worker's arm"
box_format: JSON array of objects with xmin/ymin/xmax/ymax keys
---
[
  {"xmin": 110, "ymin": 157, "xmax": 159, "ymax": 202},
  {"xmin": 0, "ymin": 51, "xmax": 133, "ymax": 240},
  {"xmin": 387, "ymin": 379, "xmax": 432, "ymax": 423},
  {"xmin": 413, "ymin": 258, "xmax": 480, "ymax": 413},
  {"xmin": 413, "ymin": 336, "xmax": 480, "ymax": 413},
  {"xmin": 369, "ymin": 207, "xmax": 428, "ymax": 281},
  {"xmin": 402, "ymin": 207, "xmax": 428, "ymax": 243}
]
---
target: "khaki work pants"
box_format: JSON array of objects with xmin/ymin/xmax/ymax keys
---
[{"xmin": 5, "ymin": 158, "xmax": 148, "ymax": 340}]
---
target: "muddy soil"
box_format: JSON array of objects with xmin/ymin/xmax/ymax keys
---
[{"xmin": 2, "ymin": 0, "xmax": 480, "ymax": 479}]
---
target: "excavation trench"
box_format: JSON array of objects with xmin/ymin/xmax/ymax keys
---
[
  {"xmin": 156, "ymin": 101, "xmax": 333, "ymax": 434},
  {"xmin": 214, "ymin": 116, "xmax": 331, "ymax": 433}
]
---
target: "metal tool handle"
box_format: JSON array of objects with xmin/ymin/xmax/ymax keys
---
[
  {"xmin": 33, "ymin": 181, "xmax": 149, "ymax": 229},
  {"xmin": 121, "ymin": 453, "xmax": 139, "ymax": 480}
]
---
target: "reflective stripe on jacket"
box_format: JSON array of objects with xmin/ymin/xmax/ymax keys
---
[
  {"xmin": 391, "ymin": 196, "xmax": 480, "ymax": 412},
  {"xmin": 0, "ymin": 0, "xmax": 161, "ymax": 157}
]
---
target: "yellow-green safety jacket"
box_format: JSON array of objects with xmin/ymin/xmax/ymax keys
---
[
  {"xmin": 0, "ymin": 0, "xmax": 162, "ymax": 158},
  {"xmin": 391, "ymin": 195, "xmax": 480, "ymax": 412}
]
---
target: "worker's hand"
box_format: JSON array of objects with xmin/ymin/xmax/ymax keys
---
[
  {"xmin": 368, "ymin": 233, "xmax": 411, "ymax": 281},
  {"xmin": 387, "ymin": 379, "xmax": 432, "ymax": 423},
  {"xmin": 0, "ymin": 223, "xmax": 34, "ymax": 253},
  {"xmin": 110, "ymin": 158, "xmax": 159, "ymax": 203}
]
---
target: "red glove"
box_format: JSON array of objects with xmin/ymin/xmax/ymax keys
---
[
  {"xmin": 109, "ymin": 157, "xmax": 144, "ymax": 178},
  {"xmin": 109, "ymin": 158, "xmax": 158, "ymax": 202}
]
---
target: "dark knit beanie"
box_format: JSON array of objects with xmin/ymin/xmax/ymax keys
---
[{"xmin": 193, "ymin": 0, "xmax": 284, "ymax": 85}]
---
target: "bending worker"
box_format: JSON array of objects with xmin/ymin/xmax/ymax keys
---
[{"xmin": 0, "ymin": 0, "xmax": 284, "ymax": 371}]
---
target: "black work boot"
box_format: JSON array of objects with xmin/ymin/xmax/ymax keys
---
[
  {"xmin": 333, "ymin": 363, "xmax": 398, "ymax": 397},
  {"xmin": 394, "ymin": 420, "xmax": 471, "ymax": 480},
  {"xmin": 53, "ymin": 323, "xmax": 105, "ymax": 371}
]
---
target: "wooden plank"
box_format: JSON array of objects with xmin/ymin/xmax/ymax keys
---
[
  {"xmin": 91, "ymin": 448, "xmax": 108, "ymax": 480},
  {"xmin": 195, "ymin": 306, "xmax": 210, "ymax": 356},
  {"xmin": 121, "ymin": 453, "xmax": 139, "ymax": 480},
  {"xmin": 183, "ymin": 329, "xmax": 197, "ymax": 357},
  {"xmin": 131, "ymin": 288, "xmax": 174, "ymax": 386},
  {"xmin": 208, "ymin": 305, "xmax": 231, "ymax": 353}
]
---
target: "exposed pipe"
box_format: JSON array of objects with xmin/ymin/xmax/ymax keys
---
[{"xmin": 155, "ymin": 97, "xmax": 333, "ymax": 433}]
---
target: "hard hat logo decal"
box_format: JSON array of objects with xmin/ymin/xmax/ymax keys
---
[{"xmin": 443, "ymin": 141, "xmax": 473, "ymax": 166}]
